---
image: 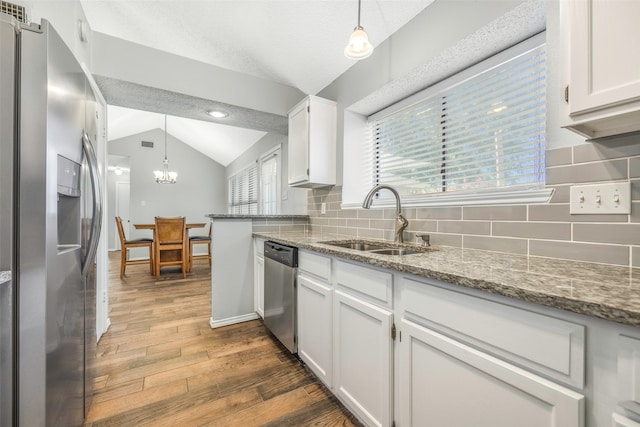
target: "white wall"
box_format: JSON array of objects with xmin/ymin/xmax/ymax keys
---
[
  {"xmin": 108, "ymin": 128, "xmax": 226, "ymax": 256},
  {"xmin": 226, "ymin": 132, "xmax": 308, "ymax": 214},
  {"xmin": 20, "ymin": 0, "xmax": 92, "ymax": 68}
]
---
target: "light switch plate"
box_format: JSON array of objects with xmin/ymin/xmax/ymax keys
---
[{"xmin": 569, "ymin": 182, "xmax": 630, "ymax": 214}]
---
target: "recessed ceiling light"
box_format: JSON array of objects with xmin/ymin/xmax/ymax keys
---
[{"xmin": 206, "ymin": 110, "xmax": 229, "ymax": 118}]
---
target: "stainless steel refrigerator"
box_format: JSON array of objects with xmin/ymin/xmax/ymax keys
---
[{"xmin": 0, "ymin": 13, "xmax": 103, "ymax": 426}]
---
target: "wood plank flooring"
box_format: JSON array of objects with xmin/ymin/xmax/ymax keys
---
[{"xmin": 84, "ymin": 252, "xmax": 361, "ymax": 426}]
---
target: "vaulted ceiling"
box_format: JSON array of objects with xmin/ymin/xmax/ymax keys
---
[{"xmin": 80, "ymin": 0, "xmax": 435, "ymax": 165}]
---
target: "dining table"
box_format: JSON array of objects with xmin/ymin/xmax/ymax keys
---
[{"xmin": 133, "ymin": 222, "xmax": 208, "ymax": 274}]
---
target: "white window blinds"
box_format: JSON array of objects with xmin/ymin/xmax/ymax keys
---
[
  {"xmin": 368, "ymin": 38, "xmax": 547, "ymax": 204},
  {"xmin": 228, "ymin": 164, "xmax": 257, "ymax": 214}
]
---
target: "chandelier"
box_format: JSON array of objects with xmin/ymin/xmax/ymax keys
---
[{"xmin": 154, "ymin": 115, "xmax": 177, "ymax": 184}]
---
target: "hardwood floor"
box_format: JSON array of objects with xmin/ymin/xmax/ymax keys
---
[{"xmin": 85, "ymin": 252, "xmax": 361, "ymax": 426}]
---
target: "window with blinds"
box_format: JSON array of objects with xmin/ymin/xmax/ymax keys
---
[
  {"xmin": 260, "ymin": 148, "xmax": 280, "ymax": 215},
  {"xmin": 228, "ymin": 164, "xmax": 257, "ymax": 214},
  {"xmin": 369, "ymin": 37, "xmax": 547, "ymax": 204}
]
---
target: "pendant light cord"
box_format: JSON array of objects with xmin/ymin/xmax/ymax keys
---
[
  {"xmin": 164, "ymin": 115, "xmax": 168, "ymax": 161},
  {"xmin": 357, "ymin": 0, "xmax": 361, "ymax": 27}
]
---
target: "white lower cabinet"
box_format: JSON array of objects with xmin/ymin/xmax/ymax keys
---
[
  {"xmin": 397, "ymin": 318, "xmax": 584, "ymax": 427},
  {"xmin": 333, "ymin": 289, "xmax": 393, "ymax": 427},
  {"xmin": 283, "ymin": 249, "xmax": 640, "ymax": 426},
  {"xmin": 297, "ymin": 273, "xmax": 332, "ymax": 387}
]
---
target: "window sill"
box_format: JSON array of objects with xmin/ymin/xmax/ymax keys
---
[{"xmin": 341, "ymin": 188, "xmax": 554, "ymax": 209}]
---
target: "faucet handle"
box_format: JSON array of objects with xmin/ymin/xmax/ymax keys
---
[{"xmin": 416, "ymin": 233, "xmax": 431, "ymax": 247}]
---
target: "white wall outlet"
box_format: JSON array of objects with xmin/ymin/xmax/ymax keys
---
[
  {"xmin": 140, "ymin": 200, "xmax": 146, "ymax": 207},
  {"xmin": 321, "ymin": 202, "xmax": 326, "ymax": 215},
  {"xmin": 569, "ymin": 182, "xmax": 631, "ymax": 214}
]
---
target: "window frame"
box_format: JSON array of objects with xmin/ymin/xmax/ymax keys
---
[
  {"xmin": 258, "ymin": 145, "xmax": 282, "ymax": 214},
  {"xmin": 341, "ymin": 32, "xmax": 553, "ymax": 209}
]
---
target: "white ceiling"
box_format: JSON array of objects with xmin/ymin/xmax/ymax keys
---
[
  {"xmin": 80, "ymin": 0, "xmax": 433, "ymax": 95},
  {"xmin": 80, "ymin": 0, "xmax": 434, "ymax": 166},
  {"xmin": 108, "ymin": 106, "xmax": 267, "ymax": 167}
]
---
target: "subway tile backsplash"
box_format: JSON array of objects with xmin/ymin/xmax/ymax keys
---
[{"xmin": 307, "ymin": 140, "xmax": 640, "ymax": 267}]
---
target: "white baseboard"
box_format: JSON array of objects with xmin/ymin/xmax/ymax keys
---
[
  {"xmin": 97, "ymin": 318, "xmax": 111, "ymax": 343},
  {"xmin": 210, "ymin": 313, "xmax": 259, "ymax": 329}
]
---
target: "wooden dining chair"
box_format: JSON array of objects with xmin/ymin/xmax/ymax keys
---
[
  {"xmin": 189, "ymin": 223, "xmax": 212, "ymax": 270},
  {"xmin": 154, "ymin": 216, "xmax": 187, "ymax": 278},
  {"xmin": 115, "ymin": 216, "xmax": 154, "ymax": 278}
]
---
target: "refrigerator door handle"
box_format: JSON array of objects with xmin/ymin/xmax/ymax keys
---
[{"xmin": 81, "ymin": 130, "xmax": 103, "ymax": 278}]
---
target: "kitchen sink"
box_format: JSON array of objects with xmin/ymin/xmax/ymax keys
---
[
  {"xmin": 323, "ymin": 241, "xmax": 387, "ymax": 251},
  {"xmin": 319, "ymin": 240, "xmax": 433, "ymax": 256},
  {"xmin": 369, "ymin": 248, "xmax": 421, "ymax": 256}
]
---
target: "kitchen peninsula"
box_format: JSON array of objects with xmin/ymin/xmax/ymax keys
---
[{"xmin": 206, "ymin": 214, "xmax": 308, "ymax": 328}]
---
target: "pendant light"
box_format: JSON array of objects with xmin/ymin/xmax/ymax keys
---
[
  {"xmin": 153, "ymin": 115, "xmax": 178, "ymax": 184},
  {"xmin": 344, "ymin": 0, "xmax": 374, "ymax": 60}
]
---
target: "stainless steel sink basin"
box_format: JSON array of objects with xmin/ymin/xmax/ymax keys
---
[
  {"xmin": 319, "ymin": 240, "xmax": 433, "ymax": 256},
  {"xmin": 369, "ymin": 248, "xmax": 421, "ymax": 256},
  {"xmin": 324, "ymin": 241, "xmax": 387, "ymax": 251}
]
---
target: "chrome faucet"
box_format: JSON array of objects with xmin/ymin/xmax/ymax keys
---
[{"xmin": 362, "ymin": 184, "xmax": 408, "ymax": 243}]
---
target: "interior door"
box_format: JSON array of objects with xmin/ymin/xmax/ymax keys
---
[{"xmin": 114, "ymin": 181, "xmax": 130, "ymax": 251}]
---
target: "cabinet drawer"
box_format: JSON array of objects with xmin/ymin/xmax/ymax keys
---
[
  {"xmin": 335, "ymin": 261, "xmax": 392, "ymax": 307},
  {"xmin": 401, "ymin": 277, "xmax": 585, "ymax": 389},
  {"xmin": 299, "ymin": 250, "xmax": 331, "ymax": 281}
]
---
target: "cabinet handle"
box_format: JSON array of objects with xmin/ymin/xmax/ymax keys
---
[{"xmin": 564, "ymin": 85, "xmax": 569, "ymax": 103}]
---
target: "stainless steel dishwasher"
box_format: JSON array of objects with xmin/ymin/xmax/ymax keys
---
[{"xmin": 264, "ymin": 241, "xmax": 298, "ymax": 353}]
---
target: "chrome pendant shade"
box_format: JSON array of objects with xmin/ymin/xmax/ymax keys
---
[
  {"xmin": 344, "ymin": 0, "xmax": 374, "ymax": 60},
  {"xmin": 154, "ymin": 115, "xmax": 178, "ymax": 184}
]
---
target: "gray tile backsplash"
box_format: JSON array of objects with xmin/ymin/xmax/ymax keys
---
[
  {"xmin": 492, "ymin": 221, "xmax": 571, "ymax": 240},
  {"xmin": 631, "ymin": 157, "xmax": 640, "ymax": 179},
  {"xmin": 463, "ymin": 235, "xmax": 528, "ymax": 255},
  {"xmin": 573, "ymin": 134, "xmax": 640, "ymax": 163},
  {"xmin": 546, "ymin": 147, "xmax": 572, "ymax": 166},
  {"xmin": 462, "ymin": 206, "xmax": 527, "ymax": 221},
  {"xmin": 307, "ymin": 141, "xmax": 640, "ymax": 267},
  {"xmin": 573, "ymin": 223, "xmax": 640, "ymax": 245},
  {"xmin": 529, "ymin": 240, "xmax": 629, "ymax": 266},
  {"xmin": 546, "ymin": 159, "xmax": 627, "ymax": 185}
]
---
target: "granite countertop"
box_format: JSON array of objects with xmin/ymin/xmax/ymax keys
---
[
  {"xmin": 0, "ymin": 270, "xmax": 11, "ymax": 285},
  {"xmin": 253, "ymin": 231, "xmax": 640, "ymax": 327},
  {"xmin": 206, "ymin": 214, "xmax": 309, "ymax": 220}
]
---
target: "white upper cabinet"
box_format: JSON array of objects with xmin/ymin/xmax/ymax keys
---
[
  {"xmin": 287, "ymin": 95, "xmax": 336, "ymax": 188},
  {"xmin": 563, "ymin": 0, "xmax": 640, "ymax": 138}
]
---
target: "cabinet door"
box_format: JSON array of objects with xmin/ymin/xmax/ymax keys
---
[
  {"xmin": 568, "ymin": 0, "xmax": 640, "ymax": 115},
  {"xmin": 334, "ymin": 290, "xmax": 393, "ymax": 427},
  {"xmin": 398, "ymin": 318, "xmax": 584, "ymax": 427},
  {"xmin": 297, "ymin": 274, "xmax": 332, "ymax": 387},
  {"xmin": 287, "ymin": 101, "xmax": 309, "ymax": 185},
  {"xmin": 253, "ymin": 255, "xmax": 264, "ymax": 318}
]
